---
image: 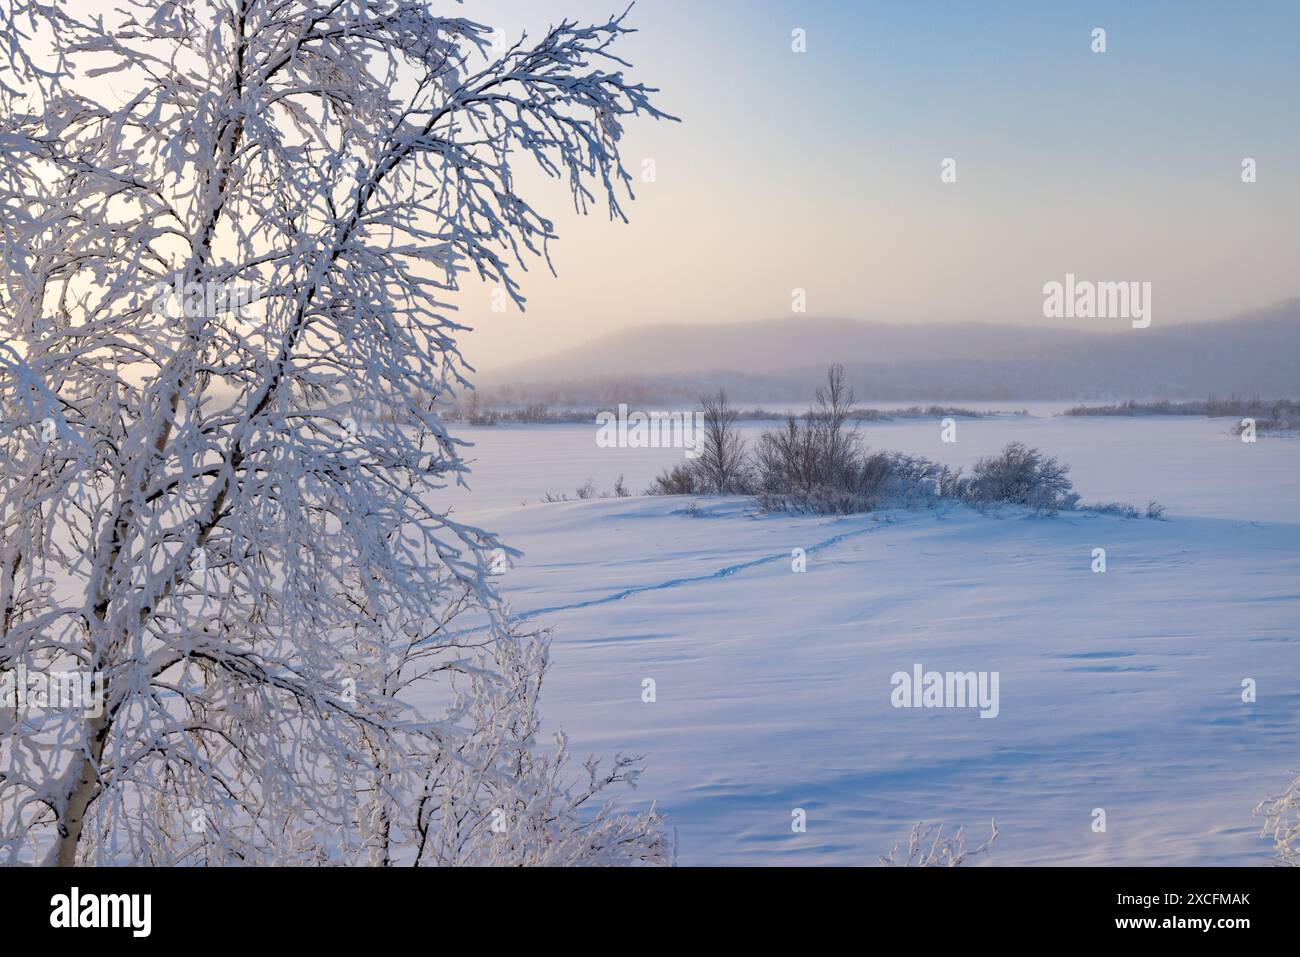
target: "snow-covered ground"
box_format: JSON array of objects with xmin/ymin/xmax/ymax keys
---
[{"xmin": 441, "ymin": 410, "xmax": 1300, "ymax": 865}]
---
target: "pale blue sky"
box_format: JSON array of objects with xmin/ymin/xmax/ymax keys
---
[{"xmin": 456, "ymin": 0, "xmax": 1300, "ymax": 368}]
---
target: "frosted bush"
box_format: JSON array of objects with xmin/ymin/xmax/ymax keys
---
[{"xmin": 964, "ymin": 442, "xmax": 1079, "ymax": 514}]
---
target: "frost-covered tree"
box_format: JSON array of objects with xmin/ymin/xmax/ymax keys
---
[{"xmin": 0, "ymin": 0, "xmax": 673, "ymax": 865}]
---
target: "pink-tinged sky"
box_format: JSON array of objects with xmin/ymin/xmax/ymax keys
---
[{"xmin": 454, "ymin": 0, "xmax": 1300, "ymax": 370}]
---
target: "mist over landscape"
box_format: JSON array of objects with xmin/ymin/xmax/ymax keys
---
[{"xmin": 478, "ymin": 299, "xmax": 1300, "ymax": 405}]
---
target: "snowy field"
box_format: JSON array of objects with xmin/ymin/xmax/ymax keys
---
[{"xmin": 439, "ymin": 409, "xmax": 1300, "ymax": 865}]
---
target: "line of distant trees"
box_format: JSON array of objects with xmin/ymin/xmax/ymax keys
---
[{"xmin": 1066, "ymin": 397, "xmax": 1300, "ymax": 435}]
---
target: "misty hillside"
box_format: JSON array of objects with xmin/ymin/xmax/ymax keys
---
[{"xmin": 477, "ymin": 300, "xmax": 1300, "ymax": 404}]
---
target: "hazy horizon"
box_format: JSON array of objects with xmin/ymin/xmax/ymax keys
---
[{"xmin": 477, "ymin": 294, "xmax": 1300, "ymax": 376}]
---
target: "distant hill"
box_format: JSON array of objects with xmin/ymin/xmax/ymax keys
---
[{"xmin": 477, "ymin": 300, "xmax": 1300, "ymax": 403}]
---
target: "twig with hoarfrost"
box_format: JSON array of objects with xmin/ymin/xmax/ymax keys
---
[
  {"xmin": 879, "ymin": 819, "xmax": 998, "ymax": 867},
  {"xmin": 1255, "ymin": 772, "xmax": 1300, "ymax": 866}
]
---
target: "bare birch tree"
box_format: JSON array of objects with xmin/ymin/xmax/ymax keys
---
[{"xmin": 694, "ymin": 390, "xmax": 748, "ymax": 493}]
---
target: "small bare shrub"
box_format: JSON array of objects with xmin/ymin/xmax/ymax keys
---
[
  {"xmin": 646, "ymin": 462, "xmax": 700, "ymax": 495},
  {"xmin": 754, "ymin": 414, "xmax": 821, "ymax": 495},
  {"xmin": 964, "ymin": 442, "xmax": 1078, "ymax": 513}
]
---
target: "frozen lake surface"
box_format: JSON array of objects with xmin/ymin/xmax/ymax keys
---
[{"xmin": 438, "ymin": 411, "xmax": 1300, "ymax": 865}]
